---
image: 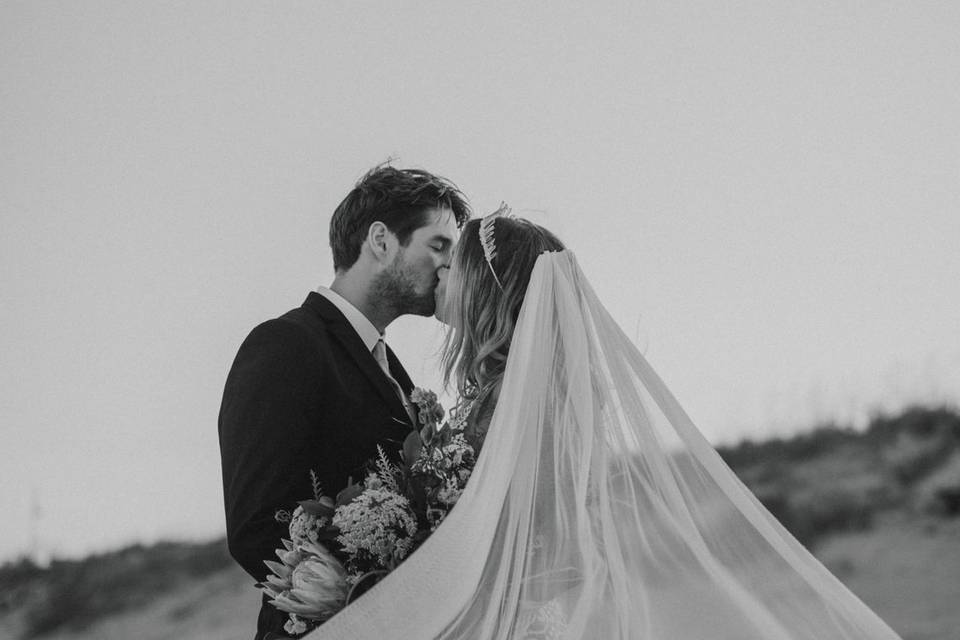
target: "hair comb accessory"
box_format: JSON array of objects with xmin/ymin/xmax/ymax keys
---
[{"xmin": 479, "ymin": 202, "xmax": 512, "ymax": 291}]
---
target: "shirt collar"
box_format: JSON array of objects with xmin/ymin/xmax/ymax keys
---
[{"xmin": 315, "ymin": 286, "xmax": 382, "ymax": 352}]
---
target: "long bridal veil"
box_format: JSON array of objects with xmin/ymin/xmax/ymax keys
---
[{"xmin": 309, "ymin": 251, "xmax": 901, "ymax": 639}]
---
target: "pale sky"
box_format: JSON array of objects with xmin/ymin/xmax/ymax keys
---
[{"xmin": 2, "ymin": 2, "xmax": 958, "ymax": 563}]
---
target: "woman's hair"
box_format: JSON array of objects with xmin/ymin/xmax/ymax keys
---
[{"xmin": 441, "ymin": 216, "xmax": 565, "ymax": 403}]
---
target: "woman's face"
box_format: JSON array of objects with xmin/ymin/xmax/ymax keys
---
[
  {"xmin": 434, "ymin": 264, "xmax": 451, "ymax": 324},
  {"xmin": 434, "ymin": 245, "xmax": 471, "ymax": 326}
]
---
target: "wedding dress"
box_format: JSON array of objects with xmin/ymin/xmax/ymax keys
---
[{"xmin": 307, "ymin": 251, "xmax": 902, "ymax": 639}]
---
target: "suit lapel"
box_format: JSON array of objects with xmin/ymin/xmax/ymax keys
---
[{"xmin": 302, "ymin": 292, "xmax": 414, "ymax": 428}]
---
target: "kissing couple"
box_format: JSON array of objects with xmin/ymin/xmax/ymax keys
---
[{"xmin": 219, "ymin": 165, "xmax": 902, "ymax": 639}]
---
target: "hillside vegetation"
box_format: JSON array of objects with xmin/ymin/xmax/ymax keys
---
[
  {"xmin": 1, "ymin": 405, "xmax": 959, "ymax": 639},
  {"xmin": 717, "ymin": 405, "xmax": 960, "ymax": 547},
  {"xmin": 0, "ymin": 540, "xmax": 237, "ymax": 639}
]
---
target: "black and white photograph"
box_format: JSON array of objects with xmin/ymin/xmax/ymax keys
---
[{"xmin": 2, "ymin": 3, "xmax": 959, "ymax": 639}]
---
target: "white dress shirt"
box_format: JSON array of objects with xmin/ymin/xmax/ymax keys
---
[{"xmin": 315, "ymin": 286, "xmax": 382, "ymax": 352}]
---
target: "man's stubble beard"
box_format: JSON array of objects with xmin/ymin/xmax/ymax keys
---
[{"xmin": 372, "ymin": 253, "xmax": 437, "ymax": 318}]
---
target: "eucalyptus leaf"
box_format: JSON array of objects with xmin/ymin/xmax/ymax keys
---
[
  {"xmin": 403, "ymin": 429, "xmax": 423, "ymax": 464},
  {"xmin": 420, "ymin": 421, "xmax": 436, "ymax": 445},
  {"xmin": 336, "ymin": 482, "xmax": 364, "ymax": 506},
  {"xmin": 298, "ymin": 499, "xmax": 335, "ymax": 518}
]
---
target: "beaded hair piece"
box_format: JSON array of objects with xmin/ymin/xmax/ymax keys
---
[{"xmin": 479, "ymin": 202, "xmax": 512, "ymax": 291}]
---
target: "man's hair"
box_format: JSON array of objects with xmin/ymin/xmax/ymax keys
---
[{"xmin": 329, "ymin": 165, "xmax": 471, "ymax": 271}]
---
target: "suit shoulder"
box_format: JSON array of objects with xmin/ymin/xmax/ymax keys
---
[
  {"xmin": 230, "ymin": 311, "xmax": 335, "ymax": 374},
  {"xmin": 246, "ymin": 304, "xmax": 332, "ymax": 346}
]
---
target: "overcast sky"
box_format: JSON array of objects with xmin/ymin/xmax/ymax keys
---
[{"xmin": 2, "ymin": 1, "xmax": 958, "ymax": 562}]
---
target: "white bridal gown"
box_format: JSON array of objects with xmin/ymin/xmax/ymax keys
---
[{"xmin": 307, "ymin": 250, "xmax": 903, "ymax": 640}]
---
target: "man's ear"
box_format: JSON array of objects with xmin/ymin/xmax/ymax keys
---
[{"xmin": 366, "ymin": 221, "xmax": 397, "ymax": 263}]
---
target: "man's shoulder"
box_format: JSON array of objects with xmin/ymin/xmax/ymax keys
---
[{"xmin": 243, "ymin": 294, "xmax": 339, "ymax": 350}]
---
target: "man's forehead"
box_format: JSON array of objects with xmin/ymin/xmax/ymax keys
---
[
  {"xmin": 419, "ymin": 207, "xmax": 460, "ymax": 239},
  {"xmin": 423, "ymin": 206, "xmax": 455, "ymax": 224}
]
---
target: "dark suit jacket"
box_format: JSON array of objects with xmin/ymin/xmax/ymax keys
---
[{"xmin": 218, "ymin": 292, "xmax": 415, "ymax": 640}]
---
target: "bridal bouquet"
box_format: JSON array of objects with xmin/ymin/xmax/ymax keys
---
[{"xmin": 259, "ymin": 388, "xmax": 476, "ymax": 636}]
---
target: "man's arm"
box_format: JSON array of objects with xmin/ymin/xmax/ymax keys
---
[{"xmin": 218, "ymin": 318, "xmax": 328, "ymax": 581}]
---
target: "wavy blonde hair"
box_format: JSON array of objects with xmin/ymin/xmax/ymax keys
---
[{"xmin": 441, "ymin": 216, "xmax": 565, "ymax": 405}]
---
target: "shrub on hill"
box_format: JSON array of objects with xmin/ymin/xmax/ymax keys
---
[
  {"xmin": 718, "ymin": 405, "xmax": 960, "ymax": 547},
  {"xmin": 0, "ymin": 539, "xmax": 232, "ymax": 638}
]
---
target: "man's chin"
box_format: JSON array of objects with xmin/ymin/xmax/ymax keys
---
[{"xmin": 403, "ymin": 295, "xmax": 436, "ymax": 318}]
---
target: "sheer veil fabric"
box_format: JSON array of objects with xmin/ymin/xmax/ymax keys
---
[{"xmin": 308, "ymin": 251, "xmax": 902, "ymax": 639}]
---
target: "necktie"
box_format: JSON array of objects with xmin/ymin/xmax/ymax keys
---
[{"xmin": 372, "ymin": 339, "xmax": 416, "ymax": 425}]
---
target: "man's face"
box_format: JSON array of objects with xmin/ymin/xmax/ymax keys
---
[{"xmin": 385, "ymin": 208, "xmax": 459, "ymax": 317}]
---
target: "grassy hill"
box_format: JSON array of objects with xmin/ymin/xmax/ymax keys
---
[
  {"xmin": 717, "ymin": 405, "xmax": 960, "ymax": 548},
  {"xmin": 2, "ymin": 405, "xmax": 958, "ymax": 640},
  {"xmin": 0, "ymin": 540, "xmax": 257, "ymax": 640}
]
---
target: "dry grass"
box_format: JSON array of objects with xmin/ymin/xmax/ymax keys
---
[
  {"xmin": 817, "ymin": 515, "xmax": 960, "ymax": 640},
  {"xmin": 3, "ymin": 406, "xmax": 958, "ymax": 639},
  {"xmin": 23, "ymin": 565, "xmax": 261, "ymax": 640},
  {"xmin": 5, "ymin": 520, "xmax": 956, "ymax": 640}
]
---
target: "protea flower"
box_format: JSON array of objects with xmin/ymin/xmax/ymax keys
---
[{"xmin": 260, "ymin": 539, "xmax": 348, "ymax": 621}]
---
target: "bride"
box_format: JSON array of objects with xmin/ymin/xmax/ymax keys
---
[{"xmin": 307, "ymin": 209, "xmax": 902, "ymax": 639}]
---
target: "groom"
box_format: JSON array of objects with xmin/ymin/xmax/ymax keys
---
[{"xmin": 218, "ymin": 165, "xmax": 470, "ymax": 639}]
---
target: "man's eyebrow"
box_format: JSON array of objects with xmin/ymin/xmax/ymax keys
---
[{"xmin": 431, "ymin": 236, "xmax": 454, "ymax": 246}]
